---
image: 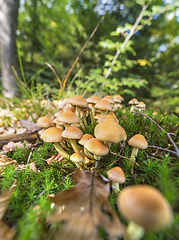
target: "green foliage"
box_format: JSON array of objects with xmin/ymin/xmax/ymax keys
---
[{"xmin": 1, "ymin": 107, "xmax": 179, "ymax": 239}]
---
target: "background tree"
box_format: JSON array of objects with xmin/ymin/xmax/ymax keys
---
[{"xmin": 0, "ymin": 0, "xmax": 19, "ymax": 98}]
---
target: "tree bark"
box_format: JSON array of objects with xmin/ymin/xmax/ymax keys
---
[{"xmin": 0, "ymin": 0, "xmax": 19, "ymax": 98}]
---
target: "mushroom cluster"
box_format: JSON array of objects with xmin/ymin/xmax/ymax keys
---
[
  {"xmin": 36, "ymin": 94, "xmax": 174, "ymax": 239},
  {"xmin": 37, "ymin": 95, "xmax": 127, "ymax": 169},
  {"xmin": 37, "ymin": 95, "xmax": 149, "ymax": 174}
]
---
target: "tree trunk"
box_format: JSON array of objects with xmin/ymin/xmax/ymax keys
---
[{"xmin": 0, "ymin": 0, "xmax": 19, "ymax": 98}]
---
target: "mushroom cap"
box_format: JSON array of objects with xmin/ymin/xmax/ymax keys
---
[
  {"xmin": 41, "ymin": 127, "xmax": 63, "ymax": 142},
  {"xmin": 113, "ymin": 94, "xmax": 124, "ymax": 102},
  {"xmin": 128, "ymin": 98, "xmax": 139, "ymax": 105},
  {"xmin": 86, "ymin": 96, "xmax": 100, "ymax": 104},
  {"xmin": 62, "ymin": 126, "xmax": 83, "ymax": 139},
  {"xmin": 128, "ymin": 134, "xmax": 148, "ymax": 149},
  {"xmin": 55, "ymin": 110, "xmax": 80, "ymax": 124},
  {"xmin": 136, "ymin": 101, "xmax": 146, "ymax": 109},
  {"xmin": 94, "ymin": 120, "xmax": 127, "ymax": 143},
  {"xmin": 78, "ymin": 134, "xmax": 94, "ymax": 146},
  {"xmin": 102, "ymin": 95, "xmax": 115, "ymax": 104},
  {"xmin": 70, "ymin": 152, "xmax": 83, "ymax": 163},
  {"xmin": 84, "ymin": 138, "xmax": 109, "ymax": 156},
  {"xmin": 117, "ymin": 185, "xmax": 174, "ymax": 231},
  {"xmin": 107, "ymin": 167, "xmax": 125, "ymax": 183},
  {"xmin": 97, "ymin": 112, "xmax": 119, "ymax": 123},
  {"xmin": 69, "ymin": 96, "xmax": 88, "ymax": 108},
  {"xmin": 37, "ymin": 116, "xmax": 54, "ymax": 128},
  {"xmin": 95, "ymin": 99, "xmax": 113, "ymax": 112}
]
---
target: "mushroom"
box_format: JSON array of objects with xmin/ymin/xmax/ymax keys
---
[
  {"xmin": 107, "ymin": 166, "xmax": 125, "ymax": 193},
  {"xmin": 62, "ymin": 126, "xmax": 83, "ymax": 153},
  {"xmin": 84, "ymin": 138, "xmax": 109, "ymax": 161},
  {"xmin": 86, "ymin": 96, "xmax": 100, "ymax": 124},
  {"xmin": 128, "ymin": 134, "xmax": 148, "ymax": 174},
  {"xmin": 94, "ymin": 99, "xmax": 113, "ymax": 116},
  {"xmin": 54, "ymin": 110, "xmax": 80, "ymax": 129},
  {"xmin": 117, "ymin": 185, "xmax": 174, "ymax": 240},
  {"xmin": 41, "ymin": 127, "xmax": 69, "ymax": 159},
  {"xmin": 128, "ymin": 98, "xmax": 139, "ymax": 112},
  {"xmin": 94, "ymin": 120, "xmax": 127, "ymax": 147},
  {"xmin": 97, "ymin": 112, "xmax": 119, "ymax": 123},
  {"xmin": 37, "ymin": 115, "xmax": 55, "ymax": 128},
  {"xmin": 70, "ymin": 152, "xmax": 83, "ymax": 170}
]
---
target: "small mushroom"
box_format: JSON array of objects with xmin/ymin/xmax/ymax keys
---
[
  {"xmin": 107, "ymin": 167, "xmax": 125, "ymax": 193},
  {"xmin": 128, "ymin": 134, "xmax": 148, "ymax": 174},
  {"xmin": 41, "ymin": 127, "xmax": 69, "ymax": 159},
  {"xmin": 117, "ymin": 185, "xmax": 174, "ymax": 240},
  {"xmin": 84, "ymin": 138, "xmax": 109, "ymax": 161},
  {"xmin": 62, "ymin": 126, "xmax": 83, "ymax": 153}
]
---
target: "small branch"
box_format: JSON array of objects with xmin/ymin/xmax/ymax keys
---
[
  {"xmin": 133, "ymin": 112, "xmax": 179, "ymax": 158},
  {"xmin": 147, "ymin": 145, "xmax": 176, "ymax": 155},
  {"xmin": 109, "ymin": 149, "xmax": 139, "ymax": 166},
  {"xmin": 104, "ymin": 4, "xmax": 148, "ymax": 78}
]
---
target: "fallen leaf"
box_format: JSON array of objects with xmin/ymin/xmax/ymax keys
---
[
  {"xmin": 0, "ymin": 220, "xmax": 16, "ymax": 240},
  {"xmin": 0, "ymin": 185, "xmax": 16, "ymax": 240},
  {"xmin": 0, "ymin": 155, "xmax": 17, "ymax": 167},
  {"xmin": 19, "ymin": 119, "xmax": 42, "ymax": 133},
  {"xmin": 48, "ymin": 169, "xmax": 126, "ymax": 240},
  {"xmin": 2, "ymin": 141, "xmax": 32, "ymax": 152},
  {"xmin": 44, "ymin": 153, "xmax": 64, "ymax": 165}
]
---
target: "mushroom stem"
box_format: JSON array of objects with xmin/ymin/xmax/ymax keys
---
[
  {"xmin": 82, "ymin": 111, "xmax": 88, "ymax": 127},
  {"xmin": 124, "ymin": 221, "xmax": 145, "ymax": 240},
  {"xmin": 94, "ymin": 154, "xmax": 101, "ymax": 161},
  {"xmin": 84, "ymin": 147, "xmax": 94, "ymax": 159},
  {"xmin": 130, "ymin": 147, "xmax": 139, "ymax": 174},
  {"xmin": 112, "ymin": 182, "xmax": 120, "ymax": 193},
  {"xmin": 53, "ymin": 142, "xmax": 70, "ymax": 159},
  {"xmin": 69, "ymin": 139, "xmax": 81, "ymax": 153},
  {"xmin": 90, "ymin": 106, "xmax": 96, "ymax": 124}
]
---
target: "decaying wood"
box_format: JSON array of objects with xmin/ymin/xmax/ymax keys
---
[{"xmin": 0, "ymin": 132, "xmax": 38, "ymax": 148}]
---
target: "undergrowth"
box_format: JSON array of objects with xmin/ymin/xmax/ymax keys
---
[{"xmin": 0, "ymin": 108, "xmax": 179, "ymax": 240}]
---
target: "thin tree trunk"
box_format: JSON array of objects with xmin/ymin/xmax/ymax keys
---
[{"xmin": 0, "ymin": 0, "xmax": 19, "ymax": 98}]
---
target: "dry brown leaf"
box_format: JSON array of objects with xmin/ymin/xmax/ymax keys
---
[
  {"xmin": 2, "ymin": 141, "xmax": 32, "ymax": 152},
  {"xmin": 0, "ymin": 185, "xmax": 15, "ymax": 220},
  {"xmin": 48, "ymin": 170, "xmax": 126, "ymax": 240},
  {"xmin": 0, "ymin": 220, "xmax": 16, "ymax": 240},
  {"xmin": 0, "ymin": 155, "xmax": 17, "ymax": 167},
  {"xmin": 0, "ymin": 185, "xmax": 16, "ymax": 240},
  {"xmin": 44, "ymin": 153, "xmax": 64, "ymax": 165},
  {"xmin": 19, "ymin": 119, "xmax": 42, "ymax": 133}
]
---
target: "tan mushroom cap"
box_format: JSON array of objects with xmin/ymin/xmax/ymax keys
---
[
  {"xmin": 128, "ymin": 134, "xmax": 148, "ymax": 149},
  {"xmin": 70, "ymin": 152, "xmax": 83, "ymax": 163},
  {"xmin": 107, "ymin": 167, "xmax": 125, "ymax": 183},
  {"xmin": 97, "ymin": 112, "xmax": 119, "ymax": 123},
  {"xmin": 86, "ymin": 96, "xmax": 100, "ymax": 104},
  {"xmin": 117, "ymin": 185, "xmax": 174, "ymax": 231},
  {"xmin": 41, "ymin": 127, "xmax": 64, "ymax": 142},
  {"xmin": 62, "ymin": 126, "xmax": 83, "ymax": 139},
  {"xmin": 94, "ymin": 120, "xmax": 127, "ymax": 143},
  {"xmin": 136, "ymin": 101, "xmax": 146, "ymax": 110},
  {"xmin": 69, "ymin": 96, "xmax": 88, "ymax": 108},
  {"xmin": 37, "ymin": 116, "xmax": 55, "ymax": 128},
  {"xmin": 113, "ymin": 94, "xmax": 124, "ymax": 102},
  {"xmin": 84, "ymin": 138, "xmax": 109, "ymax": 156},
  {"xmin": 55, "ymin": 110, "xmax": 80, "ymax": 124},
  {"xmin": 78, "ymin": 134, "xmax": 94, "ymax": 146},
  {"xmin": 95, "ymin": 99, "xmax": 113, "ymax": 112},
  {"xmin": 102, "ymin": 95, "xmax": 115, "ymax": 104},
  {"xmin": 128, "ymin": 98, "xmax": 139, "ymax": 105}
]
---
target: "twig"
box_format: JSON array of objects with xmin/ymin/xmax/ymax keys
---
[
  {"xmin": 147, "ymin": 145, "xmax": 176, "ymax": 155},
  {"xmin": 133, "ymin": 112, "xmax": 179, "ymax": 158},
  {"xmin": 109, "ymin": 149, "xmax": 139, "ymax": 166},
  {"xmin": 104, "ymin": 3, "xmax": 148, "ymax": 78}
]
